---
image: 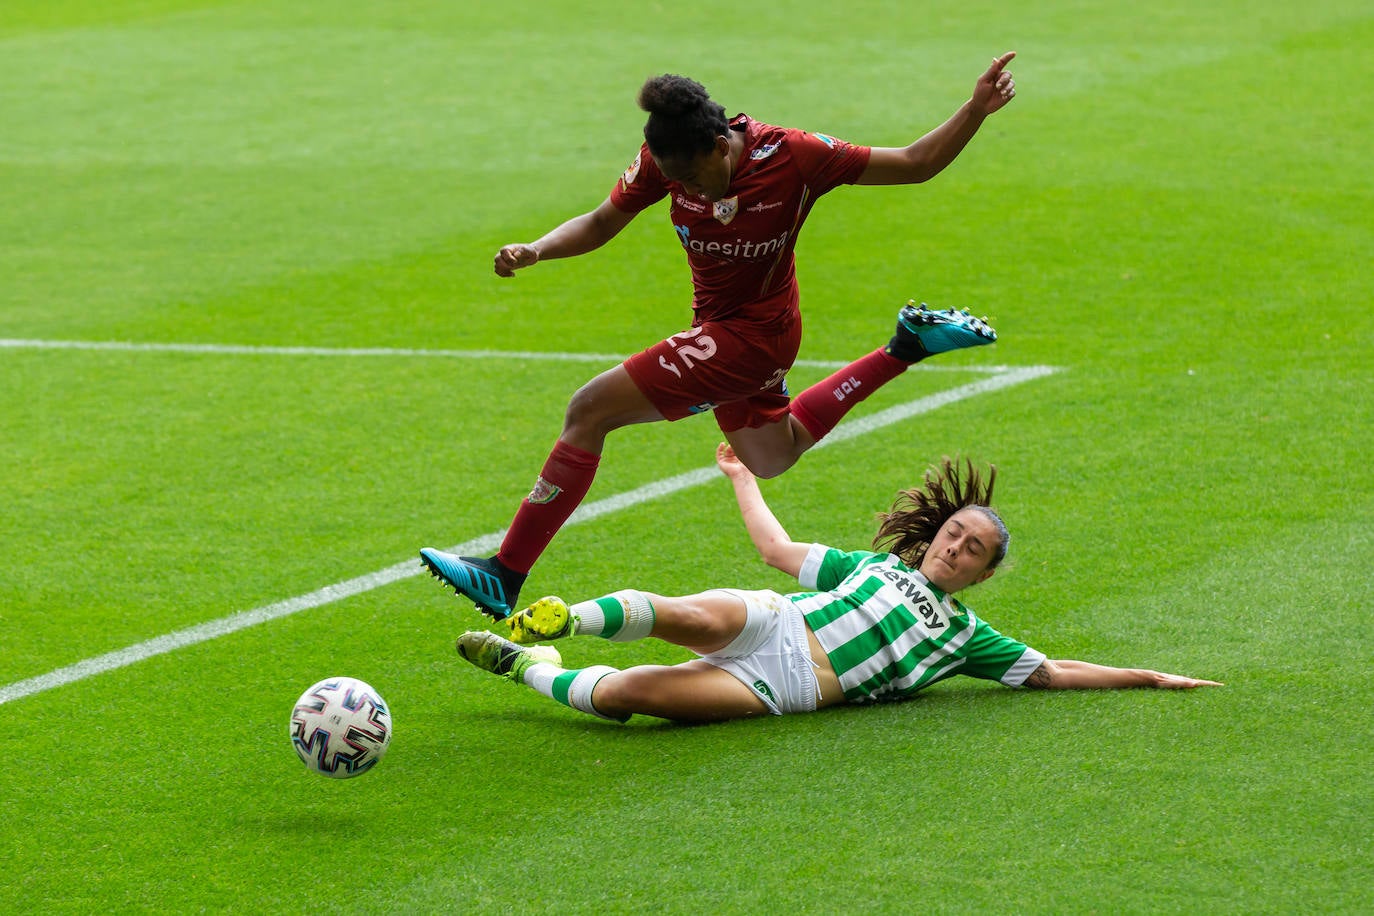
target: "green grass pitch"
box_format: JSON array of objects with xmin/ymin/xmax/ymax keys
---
[{"xmin": 2, "ymin": 1, "xmax": 1371, "ymax": 912}]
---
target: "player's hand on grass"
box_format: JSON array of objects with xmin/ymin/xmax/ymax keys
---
[
  {"xmin": 971, "ymin": 51, "xmax": 1017, "ymax": 116},
  {"xmin": 494, "ymin": 243, "xmax": 539, "ymax": 277},
  {"xmin": 1149, "ymin": 671, "xmax": 1225, "ymax": 689}
]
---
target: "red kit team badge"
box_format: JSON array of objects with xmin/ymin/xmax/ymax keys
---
[
  {"xmin": 527, "ymin": 476, "xmax": 562, "ymax": 505},
  {"xmin": 620, "ymin": 152, "xmax": 642, "ymax": 191},
  {"xmin": 712, "ymin": 196, "xmax": 739, "ymax": 225}
]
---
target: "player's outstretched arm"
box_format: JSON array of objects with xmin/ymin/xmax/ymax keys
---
[
  {"xmin": 857, "ymin": 51, "xmax": 1017, "ymax": 186},
  {"xmin": 494, "ymin": 196, "xmax": 637, "ymax": 277},
  {"xmin": 1023, "ymin": 658, "xmax": 1224, "ymax": 690},
  {"xmin": 716, "ymin": 443, "xmax": 809, "ymax": 578}
]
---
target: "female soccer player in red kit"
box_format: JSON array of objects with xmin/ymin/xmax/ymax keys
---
[{"xmin": 422, "ymin": 53, "xmax": 1019, "ymax": 618}]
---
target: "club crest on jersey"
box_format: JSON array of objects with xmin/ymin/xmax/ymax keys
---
[
  {"xmin": 712, "ymin": 196, "xmax": 739, "ymax": 225},
  {"xmin": 620, "ymin": 152, "xmax": 643, "ymax": 190}
]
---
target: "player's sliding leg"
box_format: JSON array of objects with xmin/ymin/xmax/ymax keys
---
[
  {"xmin": 507, "ymin": 590, "xmax": 750, "ymax": 656},
  {"xmin": 507, "ymin": 591, "xmax": 654, "ymax": 644},
  {"xmin": 788, "ymin": 300, "xmax": 996, "ymax": 443},
  {"xmin": 589, "ymin": 662, "xmax": 771, "ymax": 722},
  {"xmin": 456, "ymin": 630, "xmax": 626, "ymax": 721},
  {"xmin": 455, "ymin": 631, "xmax": 767, "ymax": 722}
]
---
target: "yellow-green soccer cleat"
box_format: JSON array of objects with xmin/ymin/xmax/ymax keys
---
[
  {"xmin": 507, "ymin": 596, "xmax": 577, "ymax": 645},
  {"xmin": 456, "ymin": 631, "xmax": 562, "ymax": 683}
]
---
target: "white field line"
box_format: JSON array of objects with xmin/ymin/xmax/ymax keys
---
[
  {"xmin": 0, "ymin": 341, "xmax": 1058, "ymax": 706},
  {"xmin": 0, "ymin": 337, "xmax": 1021, "ymax": 373}
]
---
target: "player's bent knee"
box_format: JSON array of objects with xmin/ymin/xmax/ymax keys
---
[
  {"xmin": 589, "ymin": 668, "xmax": 649, "ymax": 717},
  {"xmin": 728, "ymin": 435, "xmax": 807, "ymax": 479},
  {"xmin": 562, "ymin": 369, "xmax": 662, "ymax": 441},
  {"xmin": 744, "ymin": 459, "xmax": 787, "ymax": 479},
  {"xmin": 563, "ymin": 383, "xmax": 610, "ymax": 431},
  {"xmin": 675, "ymin": 601, "xmax": 740, "ymax": 646}
]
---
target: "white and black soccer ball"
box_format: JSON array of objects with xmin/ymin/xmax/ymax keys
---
[{"xmin": 289, "ymin": 676, "xmax": 392, "ymax": 778}]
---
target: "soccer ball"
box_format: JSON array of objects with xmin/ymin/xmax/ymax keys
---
[{"xmin": 289, "ymin": 676, "xmax": 392, "ymax": 779}]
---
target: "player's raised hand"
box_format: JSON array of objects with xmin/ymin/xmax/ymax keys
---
[
  {"xmin": 715, "ymin": 442, "xmax": 754, "ymax": 482},
  {"xmin": 971, "ymin": 51, "xmax": 1017, "ymax": 116},
  {"xmin": 494, "ymin": 243, "xmax": 539, "ymax": 277}
]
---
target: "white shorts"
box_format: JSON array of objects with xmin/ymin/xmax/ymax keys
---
[{"xmin": 697, "ymin": 589, "xmax": 820, "ymax": 715}]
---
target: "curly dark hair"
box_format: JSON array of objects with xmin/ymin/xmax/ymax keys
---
[
  {"xmin": 637, "ymin": 74, "xmax": 728, "ymax": 160},
  {"xmin": 872, "ymin": 458, "xmax": 1009, "ymax": 570}
]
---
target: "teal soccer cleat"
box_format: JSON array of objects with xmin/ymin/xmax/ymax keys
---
[
  {"xmin": 420, "ymin": 549, "xmax": 523, "ymax": 620},
  {"xmin": 887, "ymin": 300, "xmax": 997, "ymax": 361}
]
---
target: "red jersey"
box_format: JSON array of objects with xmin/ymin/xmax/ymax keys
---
[{"xmin": 610, "ymin": 114, "xmax": 871, "ymax": 325}]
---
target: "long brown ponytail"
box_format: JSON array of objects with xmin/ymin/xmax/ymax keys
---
[{"xmin": 872, "ymin": 458, "xmax": 1008, "ymax": 569}]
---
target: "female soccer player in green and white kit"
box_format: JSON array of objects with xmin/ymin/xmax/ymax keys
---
[{"xmin": 455, "ymin": 445, "xmax": 1222, "ymax": 723}]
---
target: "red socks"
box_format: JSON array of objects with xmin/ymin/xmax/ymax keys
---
[
  {"xmin": 789, "ymin": 347, "xmax": 908, "ymax": 441},
  {"xmin": 498, "ymin": 441, "xmax": 601, "ymax": 574},
  {"xmin": 499, "ymin": 350, "xmax": 907, "ymax": 572}
]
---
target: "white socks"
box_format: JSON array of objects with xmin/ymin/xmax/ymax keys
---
[
  {"xmin": 520, "ymin": 662, "xmax": 625, "ymax": 722},
  {"xmin": 568, "ymin": 589, "xmax": 655, "ymax": 642},
  {"xmin": 508, "ymin": 589, "xmax": 656, "ymax": 722}
]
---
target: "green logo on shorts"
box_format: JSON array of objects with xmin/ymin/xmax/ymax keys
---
[{"xmin": 753, "ymin": 679, "xmax": 776, "ymax": 702}]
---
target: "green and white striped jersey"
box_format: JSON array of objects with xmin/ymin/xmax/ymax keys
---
[{"xmin": 791, "ymin": 544, "xmax": 1046, "ymax": 702}]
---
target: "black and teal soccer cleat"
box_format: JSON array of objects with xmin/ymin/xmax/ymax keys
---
[
  {"xmin": 887, "ymin": 300, "xmax": 997, "ymax": 361},
  {"xmin": 419, "ymin": 549, "xmax": 523, "ymax": 620}
]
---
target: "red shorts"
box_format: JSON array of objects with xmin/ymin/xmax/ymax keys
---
[{"xmin": 623, "ymin": 309, "xmax": 803, "ymax": 433}]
